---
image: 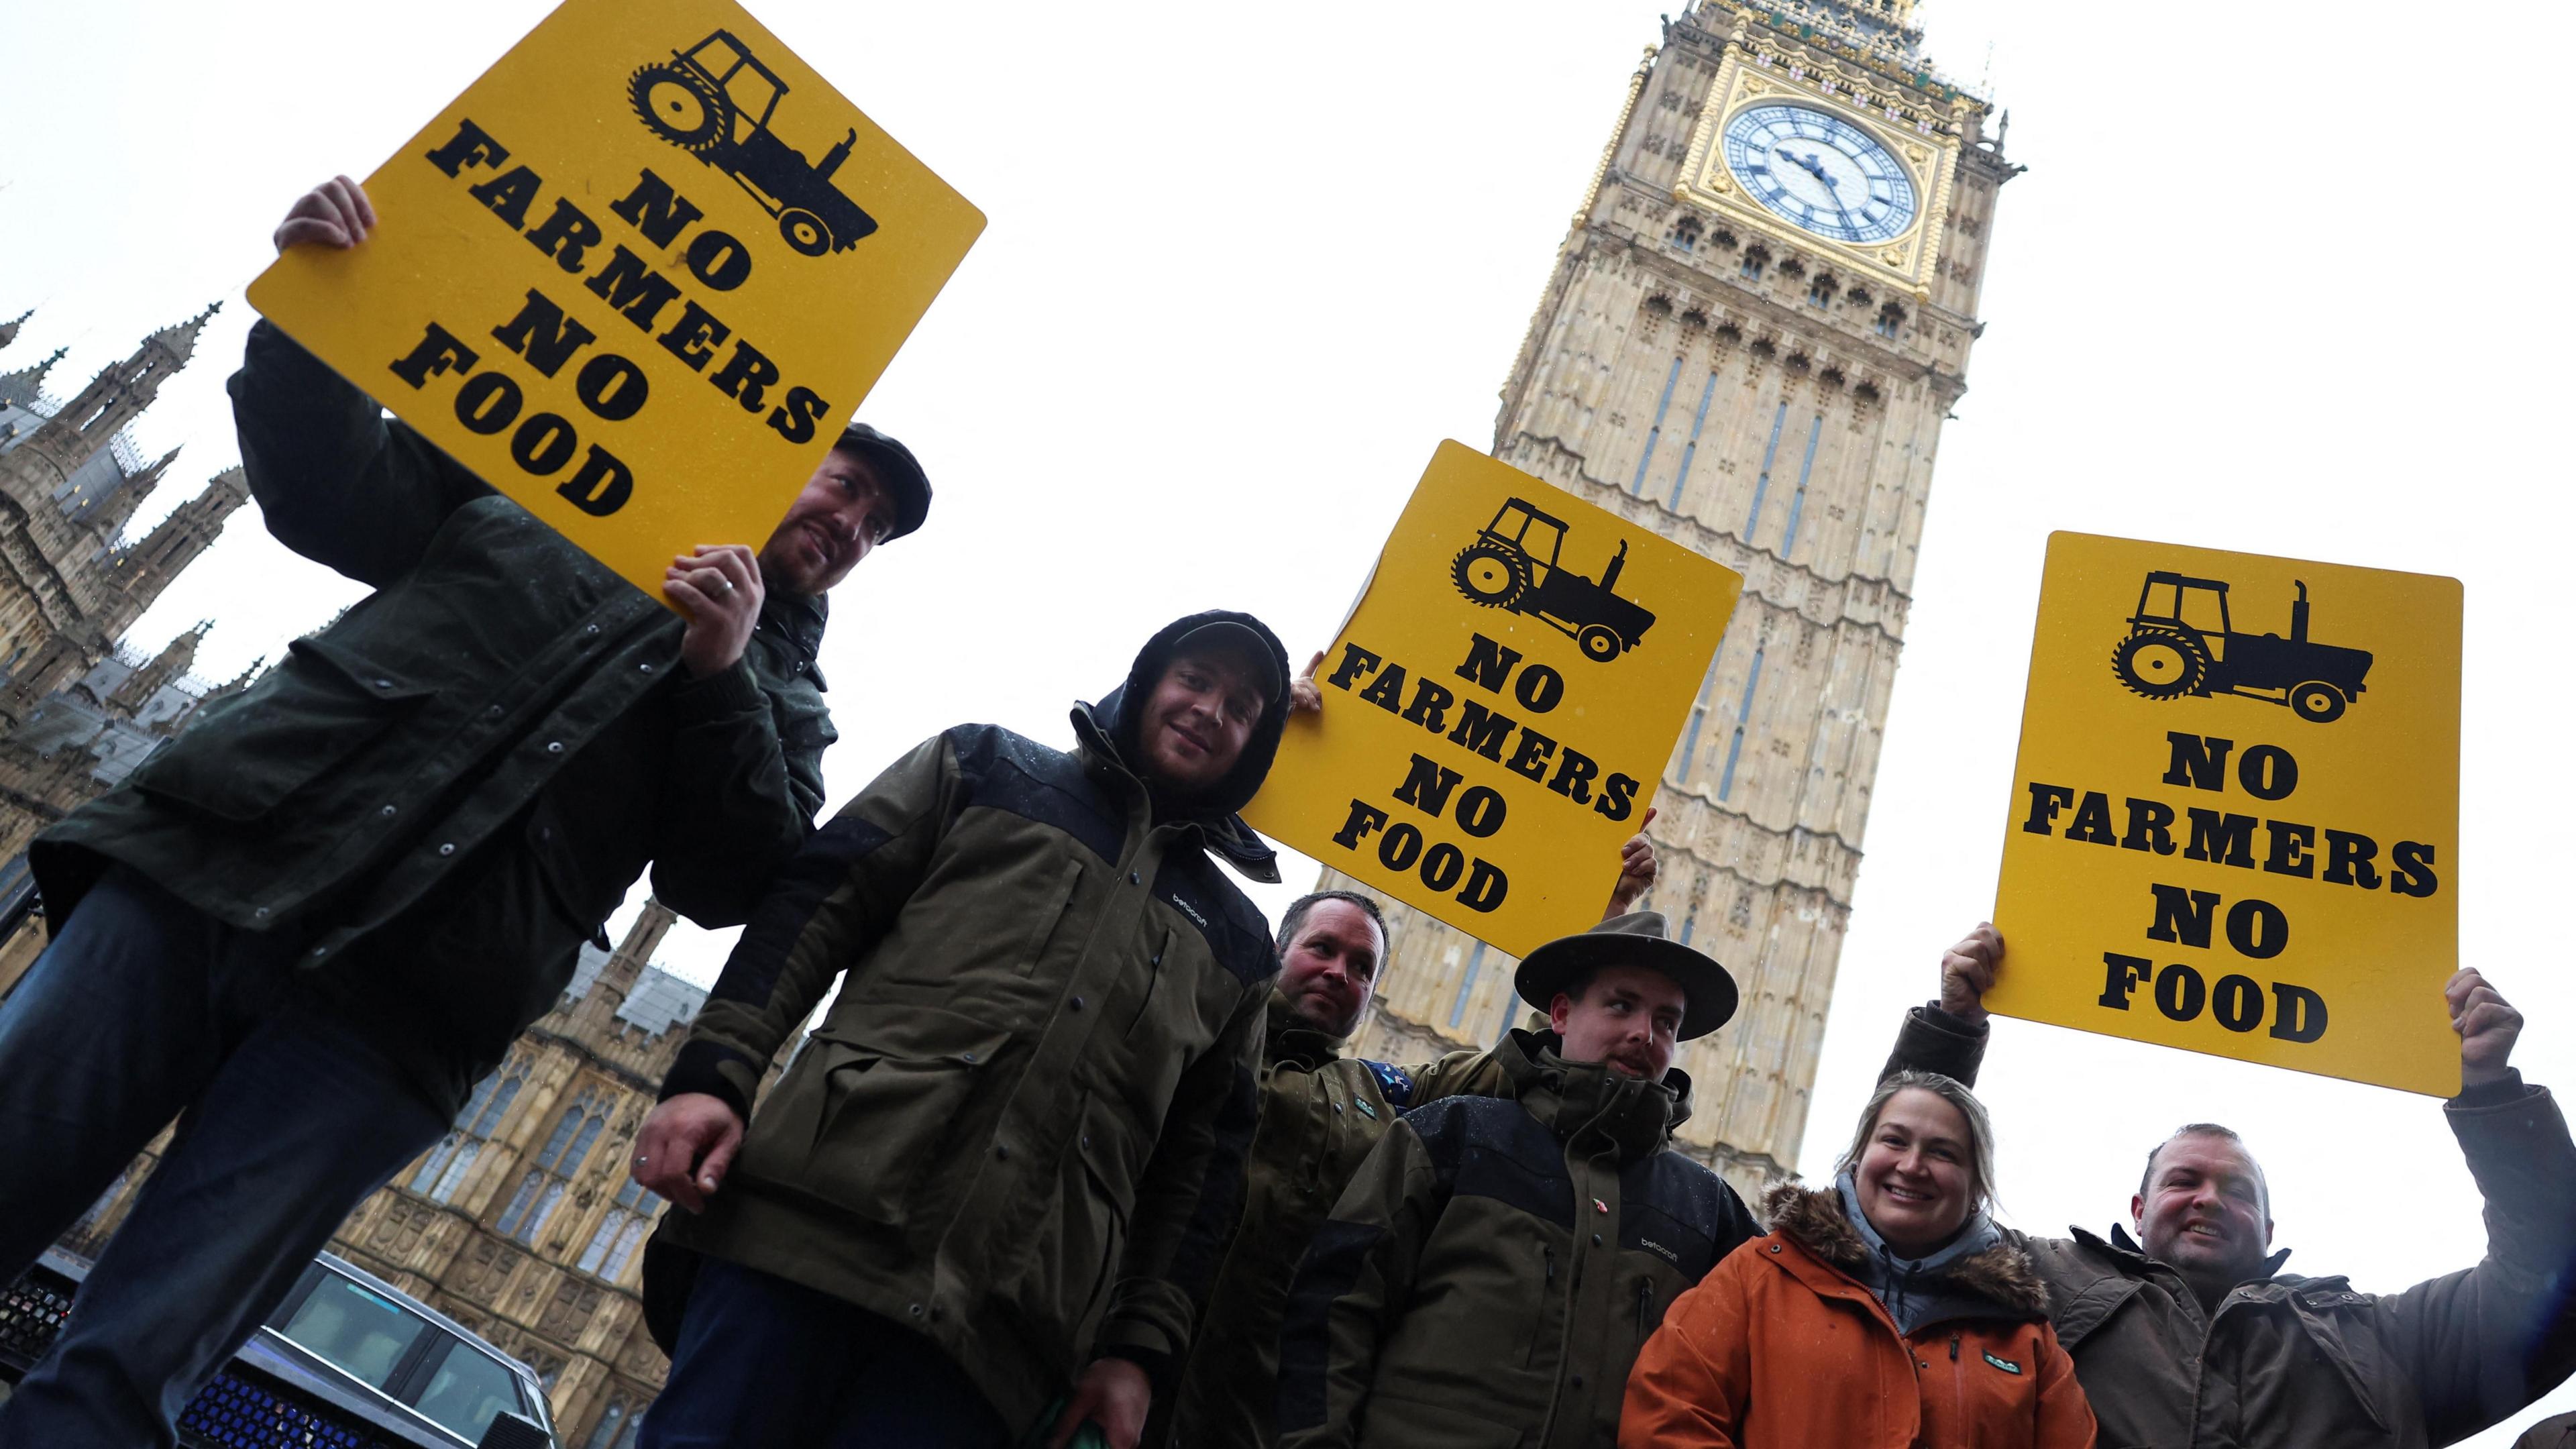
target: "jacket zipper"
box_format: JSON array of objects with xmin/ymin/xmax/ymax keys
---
[
  {"xmin": 1950, "ymin": 1332, "xmax": 1960, "ymax": 1361},
  {"xmin": 1635, "ymin": 1278, "xmax": 1654, "ymax": 1333},
  {"xmin": 1526, "ymin": 1245, "xmax": 1558, "ymax": 1370}
]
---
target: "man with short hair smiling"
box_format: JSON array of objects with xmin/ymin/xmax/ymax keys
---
[
  {"xmin": 1886, "ymin": 922, "xmax": 2576, "ymax": 1448},
  {"xmin": 0, "ymin": 176, "xmax": 926, "ymax": 1449},
  {"xmin": 1158, "ymin": 830, "xmax": 1662, "ymax": 1448},
  {"xmin": 1278, "ymin": 912, "xmax": 1762, "ymax": 1449},
  {"xmin": 630, "ymin": 612, "xmax": 1295, "ymax": 1449}
]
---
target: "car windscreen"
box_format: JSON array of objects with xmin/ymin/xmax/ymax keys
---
[
  {"xmin": 411, "ymin": 1338, "xmax": 530, "ymax": 1444},
  {"xmin": 273, "ymin": 1274, "xmax": 428, "ymax": 1392}
]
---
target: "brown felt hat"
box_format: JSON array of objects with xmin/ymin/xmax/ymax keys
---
[{"xmin": 1515, "ymin": 910, "xmax": 1738, "ymax": 1041}]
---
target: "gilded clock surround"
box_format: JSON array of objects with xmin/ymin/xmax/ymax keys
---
[{"xmin": 1675, "ymin": 40, "xmax": 1964, "ymax": 297}]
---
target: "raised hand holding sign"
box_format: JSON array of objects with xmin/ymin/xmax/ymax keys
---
[
  {"xmin": 246, "ymin": 0, "xmax": 981, "ymax": 604},
  {"xmin": 1990, "ymin": 533, "xmax": 2463, "ymax": 1095}
]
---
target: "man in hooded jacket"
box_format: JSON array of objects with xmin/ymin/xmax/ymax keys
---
[
  {"xmin": 629, "ymin": 612, "xmax": 1293, "ymax": 1449},
  {"xmin": 1887, "ymin": 922, "xmax": 2576, "ymax": 1449},
  {"xmin": 1277, "ymin": 912, "xmax": 1760, "ymax": 1449}
]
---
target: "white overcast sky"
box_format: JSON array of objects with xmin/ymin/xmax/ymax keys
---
[{"xmin": 5, "ymin": 1, "xmax": 2571, "ymax": 1438}]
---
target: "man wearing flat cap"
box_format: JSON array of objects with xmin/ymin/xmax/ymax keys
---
[
  {"xmin": 0, "ymin": 176, "xmax": 930, "ymax": 1448},
  {"xmin": 1275, "ymin": 912, "xmax": 1763, "ymax": 1449}
]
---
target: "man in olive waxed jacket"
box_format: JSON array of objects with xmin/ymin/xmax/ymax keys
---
[
  {"xmin": 1888, "ymin": 924, "xmax": 2576, "ymax": 1449},
  {"xmin": 0, "ymin": 176, "xmax": 929, "ymax": 1449},
  {"xmin": 1279, "ymin": 912, "xmax": 1760, "ymax": 1449},
  {"xmin": 631, "ymin": 612, "xmax": 1295, "ymax": 1449},
  {"xmin": 1155, "ymin": 820, "xmax": 1663, "ymax": 1449}
]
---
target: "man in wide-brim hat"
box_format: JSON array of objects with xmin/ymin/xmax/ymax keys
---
[
  {"xmin": 1517, "ymin": 908, "xmax": 1740, "ymax": 1068},
  {"xmin": 1279, "ymin": 912, "xmax": 1766, "ymax": 1449}
]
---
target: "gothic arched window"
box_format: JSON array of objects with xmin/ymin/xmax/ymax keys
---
[
  {"xmin": 1875, "ymin": 305, "xmax": 1906, "ymax": 339},
  {"xmin": 411, "ymin": 1053, "xmax": 528, "ymax": 1204},
  {"xmin": 577, "ymin": 1179, "xmax": 665, "ymax": 1283},
  {"xmin": 495, "ymin": 1085, "xmax": 610, "ymax": 1245},
  {"xmin": 584, "ymin": 1399, "xmax": 644, "ymax": 1449}
]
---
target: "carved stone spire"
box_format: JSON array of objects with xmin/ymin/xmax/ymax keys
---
[
  {"xmin": 107, "ymin": 619, "xmax": 209, "ymax": 716},
  {"xmin": 87, "ymin": 444, "xmax": 183, "ymax": 541},
  {"xmin": 0, "ymin": 347, "xmax": 66, "ymax": 411},
  {"xmin": 145, "ymin": 301, "xmax": 221, "ymax": 368}
]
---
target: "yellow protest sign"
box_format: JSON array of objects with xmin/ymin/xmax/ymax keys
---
[
  {"xmin": 247, "ymin": 0, "xmax": 983, "ymax": 600},
  {"xmin": 1245, "ymin": 442, "xmax": 1743, "ymax": 958},
  {"xmin": 1991, "ymin": 532, "xmax": 2463, "ymax": 1095}
]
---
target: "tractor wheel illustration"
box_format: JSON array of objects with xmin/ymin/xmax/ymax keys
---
[
  {"xmin": 630, "ymin": 64, "xmax": 726, "ymax": 152},
  {"xmin": 1576, "ymin": 625, "xmax": 1624, "ymax": 663},
  {"xmin": 779, "ymin": 209, "xmax": 832, "ymax": 256},
  {"xmin": 2112, "ymin": 631, "xmax": 2207, "ymax": 700},
  {"xmin": 1452, "ymin": 543, "xmax": 1530, "ymax": 608},
  {"xmin": 2288, "ymin": 681, "xmax": 2348, "ymax": 724}
]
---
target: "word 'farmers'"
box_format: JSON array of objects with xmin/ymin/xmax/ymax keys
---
[
  {"xmin": 379, "ymin": 118, "xmax": 841, "ymax": 517},
  {"xmin": 2018, "ymin": 731, "xmax": 2448, "ymax": 1046},
  {"xmin": 1320, "ymin": 633, "xmax": 1644, "ymax": 915},
  {"xmin": 1325, "ymin": 636, "xmax": 1644, "ymax": 819}
]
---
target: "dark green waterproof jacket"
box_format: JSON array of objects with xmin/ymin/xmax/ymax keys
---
[
  {"xmin": 1277, "ymin": 1029, "xmax": 1761, "ymax": 1449},
  {"xmin": 655, "ymin": 614, "xmax": 1293, "ymax": 1432},
  {"xmin": 1159, "ymin": 1000, "xmax": 1503, "ymax": 1448},
  {"xmin": 1889, "ymin": 1004, "xmax": 2576, "ymax": 1448},
  {"xmin": 34, "ymin": 320, "xmax": 832, "ymax": 1108}
]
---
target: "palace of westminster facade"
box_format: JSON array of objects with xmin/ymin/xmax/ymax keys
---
[{"xmin": 3, "ymin": 1, "xmax": 2008, "ymax": 1442}]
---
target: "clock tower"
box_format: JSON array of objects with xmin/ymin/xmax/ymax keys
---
[{"xmin": 1331, "ymin": 0, "xmax": 2016, "ymax": 1197}]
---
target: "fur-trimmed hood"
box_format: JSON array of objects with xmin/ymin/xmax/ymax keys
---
[{"xmin": 1763, "ymin": 1181, "xmax": 2051, "ymax": 1326}]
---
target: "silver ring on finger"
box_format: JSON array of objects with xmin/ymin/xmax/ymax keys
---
[{"xmin": 708, "ymin": 576, "xmax": 734, "ymax": 597}]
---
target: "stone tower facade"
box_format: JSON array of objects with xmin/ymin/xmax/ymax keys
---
[
  {"xmin": 0, "ymin": 311, "xmax": 255, "ymax": 985},
  {"xmin": 1340, "ymin": 0, "xmax": 2015, "ymax": 1199},
  {"xmin": 0, "ymin": 303, "xmax": 246, "ymax": 722}
]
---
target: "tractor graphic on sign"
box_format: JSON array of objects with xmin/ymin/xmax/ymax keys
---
[
  {"xmin": 2112, "ymin": 571, "xmax": 2374, "ymax": 723},
  {"xmin": 629, "ymin": 31, "xmax": 879, "ymax": 257},
  {"xmin": 1450, "ymin": 498, "xmax": 1657, "ymax": 662}
]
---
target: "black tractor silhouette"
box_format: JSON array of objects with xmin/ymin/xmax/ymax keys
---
[
  {"xmin": 1451, "ymin": 498, "xmax": 1657, "ymax": 662},
  {"xmin": 629, "ymin": 32, "xmax": 879, "ymax": 257},
  {"xmin": 2111, "ymin": 572, "xmax": 2373, "ymax": 723}
]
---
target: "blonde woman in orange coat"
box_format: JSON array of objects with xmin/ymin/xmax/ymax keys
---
[{"xmin": 1620, "ymin": 1071, "xmax": 2096, "ymax": 1448}]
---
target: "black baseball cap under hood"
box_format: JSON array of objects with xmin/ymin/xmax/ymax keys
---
[{"xmin": 1085, "ymin": 610, "xmax": 1294, "ymax": 819}]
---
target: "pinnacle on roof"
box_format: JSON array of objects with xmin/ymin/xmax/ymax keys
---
[
  {"xmin": 146, "ymin": 300, "xmax": 223, "ymax": 365},
  {"xmin": 1, "ymin": 347, "xmax": 68, "ymax": 406},
  {"xmin": 0, "ymin": 310, "xmax": 30, "ymax": 352}
]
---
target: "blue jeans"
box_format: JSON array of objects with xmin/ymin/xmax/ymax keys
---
[
  {"xmin": 641, "ymin": 1258, "xmax": 1016, "ymax": 1449},
  {"xmin": 0, "ymin": 867, "xmax": 449, "ymax": 1449}
]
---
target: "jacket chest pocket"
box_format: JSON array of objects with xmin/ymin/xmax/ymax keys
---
[
  {"xmin": 1017, "ymin": 859, "xmax": 1085, "ymax": 977},
  {"xmin": 741, "ymin": 1010, "xmax": 1010, "ymax": 1225},
  {"xmin": 131, "ymin": 637, "xmax": 437, "ymax": 821}
]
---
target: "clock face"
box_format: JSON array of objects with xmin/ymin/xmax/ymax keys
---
[{"xmin": 1723, "ymin": 104, "xmax": 1919, "ymax": 245}]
